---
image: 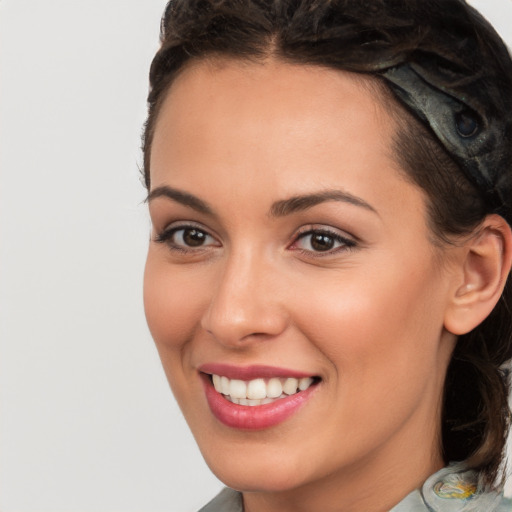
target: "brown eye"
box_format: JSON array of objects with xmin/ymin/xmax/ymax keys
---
[
  {"xmin": 156, "ymin": 225, "xmax": 218, "ymax": 250},
  {"xmin": 182, "ymin": 228, "xmax": 208, "ymax": 247},
  {"xmin": 293, "ymin": 229, "xmax": 356, "ymax": 254},
  {"xmin": 310, "ymin": 233, "xmax": 335, "ymax": 251}
]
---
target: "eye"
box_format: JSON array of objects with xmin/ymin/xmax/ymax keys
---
[
  {"xmin": 173, "ymin": 228, "xmax": 213, "ymax": 247},
  {"xmin": 291, "ymin": 228, "xmax": 356, "ymax": 254},
  {"xmin": 155, "ymin": 225, "xmax": 219, "ymax": 251}
]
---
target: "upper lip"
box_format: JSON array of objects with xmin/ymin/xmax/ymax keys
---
[{"xmin": 198, "ymin": 363, "xmax": 317, "ymax": 380}]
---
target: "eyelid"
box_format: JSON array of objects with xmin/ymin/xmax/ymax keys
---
[
  {"xmin": 154, "ymin": 221, "xmax": 221, "ymax": 249},
  {"xmin": 156, "ymin": 219, "xmax": 208, "ymax": 235},
  {"xmin": 289, "ymin": 225, "xmax": 357, "ymax": 255}
]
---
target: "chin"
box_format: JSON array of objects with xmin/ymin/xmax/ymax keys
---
[
  {"xmin": 206, "ymin": 458, "xmax": 313, "ymax": 493},
  {"xmin": 194, "ymin": 429, "xmax": 335, "ymax": 494}
]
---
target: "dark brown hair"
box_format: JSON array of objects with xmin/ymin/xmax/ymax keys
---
[{"xmin": 142, "ymin": 0, "xmax": 512, "ymax": 487}]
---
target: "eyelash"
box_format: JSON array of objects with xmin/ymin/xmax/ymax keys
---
[
  {"xmin": 155, "ymin": 224, "xmax": 219, "ymax": 253},
  {"xmin": 155, "ymin": 224, "xmax": 356, "ymax": 256},
  {"xmin": 290, "ymin": 228, "xmax": 356, "ymax": 256}
]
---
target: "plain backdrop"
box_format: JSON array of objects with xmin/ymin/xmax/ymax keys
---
[{"xmin": 1, "ymin": 1, "xmax": 512, "ymax": 511}]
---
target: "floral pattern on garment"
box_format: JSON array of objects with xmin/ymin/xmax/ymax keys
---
[{"xmin": 433, "ymin": 474, "xmax": 477, "ymax": 501}]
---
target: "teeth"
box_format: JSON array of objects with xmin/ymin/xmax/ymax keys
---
[
  {"xmin": 247, "ymin": 378, "xmax": 267, "ymax": 400},
  {"xmin": 210, "ymin": 374, "xmax": 316, "ymax": 403},
  {"xmin": 299, "ymin": 377, "xmax": 314, "ymax": 391},
  {"xmin": 229, "ymin": 379, "xmax": 247, "ymax": 399},
  {"xmin": 267, "ymin": 378, "xmax": 283, "ymax": 398},
  {"xmin": 283, "ymin": 377, "xmax": 299, "ymax": 395},
  {"xmin": 226, "ymin": 395, "xmax": 288, "ymax": 406},
  {"xmin": 221, "ymin": 376, "xmax": 230, "ymax": 395},
  {"xmin": 212, "ymin": 374, "xmax": 222, "ymax": 393}
]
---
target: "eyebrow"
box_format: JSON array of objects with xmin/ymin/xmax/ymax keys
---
[
  {"xmin": 147, "ymin": 185, "xmax": 378, "ymax": 217},
  {"xmin": 269, "ymin": 190, "xmax": 378, "ymax": 217},
  {"xmin": 147, "ymin": 186, "xmax": 214, "ymax": 215}
]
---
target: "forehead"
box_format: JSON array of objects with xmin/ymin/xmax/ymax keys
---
[
  {"xmin": 154, "ymin": 57, "xmax": 394, "ymax": 131},
  {"xmin": 149, "ymin": 56, "xmax": 432, "ymax": 252},
  {"xmin": 150, "ymin": 57, "xmax": 398, "ymax": 183}
]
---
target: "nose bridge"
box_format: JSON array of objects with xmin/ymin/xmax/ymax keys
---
[{"xmin": 201, "ymin": 244, "xmax": 287, "ymax": 345}]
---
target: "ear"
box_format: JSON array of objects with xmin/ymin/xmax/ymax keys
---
[{"xmin": 444, "ymin": 214, "xmax": 512, "ymax": 336}]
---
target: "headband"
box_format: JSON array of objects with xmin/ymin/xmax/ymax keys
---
[{"xmin": 380, "ymin": 62, "xmax": 511, "ymax": 222}]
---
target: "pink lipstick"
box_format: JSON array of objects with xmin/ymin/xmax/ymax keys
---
[{"xmin": 199, "ymin": 364, "xmax": 319, "ymax": 430}]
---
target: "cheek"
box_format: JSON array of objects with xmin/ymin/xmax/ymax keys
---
[
  {"xmin": 143, "ymin": 252, "xmax": 214, "ymax": 414},
  {"xmin": 143, "ymin": 251, "xmax": 207, "ymax": 352},
  {"xmin": 286, "ymin": 264, "xmax": 448, "ymax": 457},
  {"xmin": 293, "ymin": 260, "xmax": 446, "ymax": 396}
]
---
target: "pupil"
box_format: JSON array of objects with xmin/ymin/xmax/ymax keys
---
[
  {"xmin": 183, "ymin": 229, "xmax": 206, "ymax": 247},
  {"xmin": 311, "ymin": 233, "xmax": 334, "ymax": 251}
]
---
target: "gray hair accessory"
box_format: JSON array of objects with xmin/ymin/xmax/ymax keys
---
[{"xmin": 380, "ymin": 60, "xmax": 511, "ymax": 222}]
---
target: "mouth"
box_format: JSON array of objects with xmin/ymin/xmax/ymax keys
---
[
  {"xmin": 210, "ymin": 374, "xmax": 319, "ymax": 406},
  {"xmin": 199, "ymin": 365, "xmax": 321, "ymax": 430}
]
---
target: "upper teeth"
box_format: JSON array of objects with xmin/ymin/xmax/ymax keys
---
[{"xmin": 211, "ymin": 375, "xmax": 314, "ymax": 400}]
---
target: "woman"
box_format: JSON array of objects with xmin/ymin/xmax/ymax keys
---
[{"xmin": 142, "ymin": 1, "xmax": 512, "ymax": 510}]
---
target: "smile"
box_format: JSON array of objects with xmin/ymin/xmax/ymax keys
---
[
  {"xmin": 199, "ymin": 365, "xmax": 320, "ymax": 430},
  {"xmin": 211, "ymin": 374, "xmax": 316, "ymax": 406}
]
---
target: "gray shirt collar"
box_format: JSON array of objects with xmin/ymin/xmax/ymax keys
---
[{"xmin": 199, "ymin": 464, "xmax": 511, "ymax": 512}]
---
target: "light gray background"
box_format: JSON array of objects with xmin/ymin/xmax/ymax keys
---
[{"xmin": 1, "ymin": 1, "xmax": 511, "ymax": 511}]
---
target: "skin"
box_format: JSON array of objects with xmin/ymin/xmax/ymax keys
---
[{"xmin": 144, "ymin": 58, "xmax": 469, "ymax": 512}]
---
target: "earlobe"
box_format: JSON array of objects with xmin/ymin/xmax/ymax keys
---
[{"xmin": 444, "ymin": 215, "xmax": 512, "ymax": 336}]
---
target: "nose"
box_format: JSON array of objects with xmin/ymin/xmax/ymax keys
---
[{"xmin": 200, "ymin": 249, "xmax": 289, "ymax": 347}]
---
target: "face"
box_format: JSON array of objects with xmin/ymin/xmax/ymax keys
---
[{"xmin": 144, "ymin": 59, "xmax": 458, "ymax": 498}]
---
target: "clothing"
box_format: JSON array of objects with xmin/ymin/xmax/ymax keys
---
[{"xmin": 198, "ymin": 464, "xmax": 512, "ymax": 511}]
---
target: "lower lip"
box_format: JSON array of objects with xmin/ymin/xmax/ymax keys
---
[{"xmin": 201, "ymin": 374, "xmax": 318, "ymax": 430}]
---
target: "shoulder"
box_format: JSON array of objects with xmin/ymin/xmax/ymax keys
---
[{"xmin": 198, "ymin": 488, "xmax": 243, "ymax": 512}]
